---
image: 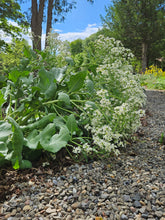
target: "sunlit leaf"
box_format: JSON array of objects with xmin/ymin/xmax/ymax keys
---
[
  {"xmin": 68, "ymin": 71, "xmax": 87, "ymax": 93},
  {"xmin": 58, "ymin": 92, "xmax": 70, "ymax": 105}
]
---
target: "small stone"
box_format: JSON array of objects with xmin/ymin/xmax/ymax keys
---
[
  {"xmin": 23, "ymin": 205, "xmax": 31, "ymax": 211},
  {"xmin": 101, "ymin": 193, "xmax": 109, "ymax": 200},
  {"xmin": 130, "ymin": 206, "xmax": 136, "ymax": 213},
  {"xmin": 81, "ymin": 190, "xmax": 87, "ymax": 195},
  {"xmin": 66, "ymin": 215, "xmax": 72, "ymax": 220},
  {"xmin": 140, "ymin": 200, "xmax": 145, "ymax": 206},
  {"xmin": 139, "ymin": 207, "xmax": 146, "ymax": 213},
  {"xmin": 123, "ymin": 195, "xmax": 132, "ymax": 202},
  {"xmin": 134, "ymin": 201, "xmax": 142, "ymax": 208},
  {"xmin": 141, "ymin": 213, "xmax": 149, "ymax": 219},
  {"xmin": 11, "ymin": 209, "xmax": 17, "ymax": 216},
  {"xmin": 67, "ymin": 207, "xmax": 72, "ymax": 212},
  {"xmin": 53, "ymin": 180, "xmax": 58, "ymax": 185},
  {"xmin": 73, "ymin": 188, "xmax": 77, "ymax": 194},
  {"xmin": 121, "ymin": 214, "xmax": 128, "ymax": 220},
  {"xmin": 46, "ymin": 208, "xmax": 56, "ymax": 214},
  {"xmin": 75, "ymin": 208, "xmax": 83, "ymax": 215},
  {"xmin": 146, "ymin": 202, "xmax": 152, "ymax": 211},
  {"xmin": 89, "ymin": 203, "xmax": 95, "ymax": 209},
  {"xmin": 155, "ymin": 211, "xmax": 163, "ymax": 218},
  {"xmin": 71, "ymin": 202, "xmax": 80, "ymax": 209},
  {"xmin": 132, "ymin": 194, "xmax": 141, "ymax": 201}
]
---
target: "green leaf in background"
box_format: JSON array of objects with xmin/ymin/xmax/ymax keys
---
[
  {"xmin": 66, "ymin": 114, "xmax": 78, "ymax": 135},
  {"xmin": 58, "ymin": 92, "xmax": 70, "ymax": 105},
  {"xmin": 68, "ymin": 71, "xmax": 87, "ymax": 93},
  {"xmin": 0, "ymin": 90, "xmax": 5, "ymax": 108},
  {"xmin": 38, "ymin": 67, "xmax": 50, "ymax": 92},
  {"xmin": 8, "ymin": 69, "xmax": 30, "ymax": 83}
]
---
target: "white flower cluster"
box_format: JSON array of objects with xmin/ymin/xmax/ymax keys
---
[{"xmin": 80, "ymin": 35, "xmax": 146, "ymax": 156}]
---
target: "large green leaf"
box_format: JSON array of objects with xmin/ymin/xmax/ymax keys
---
[
  {"xmin": 0, "ymin": 142, "xmax": 8, "ymax": 156},
  {"xmin": 25, "ymin": 121, "xmax": 70, "ymax": 153},
  {"xmin": 58, "ymin": 92, "xmax": 70, "ymax": 105},
  {"xmin": 41, "ymin": 126, "xmax": 70, "ymax": 153},
  {"xmin": 8, "ymin": 69, "xmax": 30, "ymax": 83},
  {"xmin": 8, "ymin": 117, "xmax": 24, "ymax": 169},
  {"xmin": 0, "ymin": 121, "xmax": 13, "ymax": 142},
  {"xmin": 66, "ymin": 114, "xmax": 78, "ymax": 135},
  {"xmin": 86, "ymin": 79, "xmax": 95, "ymax": 94},
  {"xmin": 25, "ymin": 130, "xmax": 40, "ymax": 149},
  {"xmin": 21, "ymin": 113, "xmax": 56, "ymax": 132},
  {"xmin": 38, "ymin": 67, "xmax": 57, "ymax": 99},
  {"xmin": 68, "ymin": 71, "xmax": 87, "ymax": 93},
  {"xmin": 51, "ymin": 67, "xmax": 66, "ymax": 82}
]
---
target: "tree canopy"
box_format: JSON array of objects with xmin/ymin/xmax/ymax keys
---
[
  {"xmin": 101, "ymin": 0, "xmax": 165, "ymax": 72},
  {"xmin": 0, "ymin": 0, "xmax": 28, "ymax": 50},
  {"xmin": 30, "ymin": 0, "xmax": 94, "ymax": 50}
]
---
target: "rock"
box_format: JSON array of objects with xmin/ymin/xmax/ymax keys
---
[
  {"xmin": 139, "ymin": 207, "xmax": 146, "ymax": 213},
  {"xmin": 100, "ymin": 193, "xmax": 109, "ymax": 200},
  {"xmin": 123, "ymin": 195, "xmax": 132, "ymax": 202},
  {"xmin": 132, "ymin": 194, "xmax": 141, "ymax": 201},
  {"xmin": 155, "ymin": 211, "xmax": 163, "ymax": 218},
  {"xmin": 121, "ymin": 214, "xmax": 128, "ymax": 220},
  {"xmin": 23, "ymin": 205, "xmax": 31, "ymax": 212},
  {"xmin": 141, "ymin": 213, "xmax": 149, "ymax": 219},
  {"xmin": 11, "ymin": 209, "xmax": 17, "ymax": 216},
  {"xmin": 46, "ymin": 208, "xmax": 57, "ymax": 214},
  {"xmin": 71, "ymin": 202, "xmax": 80, "ymax": 209},
  {"xmin": 66, "ymin": 215, "xmax": 72, "ymax": 220},
  {"xmin": 133, "ymin": 201, "xmax": 142, "ymax": 208}
]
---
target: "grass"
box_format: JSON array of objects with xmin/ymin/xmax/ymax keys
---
[{"xmin": 140, "ymin": 74, "xmax": 165, "ymax": 90}]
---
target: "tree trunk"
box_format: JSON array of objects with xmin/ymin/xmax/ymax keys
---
[
  {"xmin": 45, "ymin": 0, "xmax": 53, "ymax": 48},
  {"xmin": 31, "ymin": 0, "xmax": 45, "ymax": 51},
  {"xmin": 141, "ymin": 42, "xmax": 148, "ymax": 73}
]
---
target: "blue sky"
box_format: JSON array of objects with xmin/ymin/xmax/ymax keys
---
[
  {"xmin": 21, "ymin": 0, "xmax": 111, "ymax": 42},
  {"xmin": 1, "ymin": 0, "xmax": 112, "ymax": 47}
]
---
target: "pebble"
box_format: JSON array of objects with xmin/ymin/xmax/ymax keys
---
[{"xmin": 0, "ymin": 90, "xmax": 165, "ymax": 219}]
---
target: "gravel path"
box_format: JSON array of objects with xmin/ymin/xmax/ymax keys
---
[{"xmin": 0, "ymin": 90, "xmax": 165, "ymax": 220}]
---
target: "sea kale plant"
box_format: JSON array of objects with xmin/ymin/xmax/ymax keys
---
[{"xmin": 0, "ymin": 35, "xmax": 146, "ymax": 169}]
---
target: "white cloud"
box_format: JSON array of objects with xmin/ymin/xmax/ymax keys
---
[
  {"xmin": 59, "ymin": 24, "xmax": 100, "ymax": 42},
  {"xmin": 1, "ymin": 23, "xmax": 100, "ymax": 49}
]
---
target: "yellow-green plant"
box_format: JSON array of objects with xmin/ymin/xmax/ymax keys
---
[{"xmin": 144, "ymin": 65, "xmax": 165, "ymax": 77}]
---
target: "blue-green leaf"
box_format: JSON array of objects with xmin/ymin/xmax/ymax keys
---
[
  {"xmin": 68, "ymin": 71, "xmax": 87, "ymax": 93},
  {"xmin": 42, "ymin": 126, "xmax": 70, "ymax": 153},
  {"xmin": 66, "ymin": 114, "xmax": 78, "ymax": 135},
  {"xmin": 58, "ymin": 92, "xmax": 70, "ymax": 105},
  {"xmin": 0, "ymin": 121, "xmax": 13, "ymax": 142}
]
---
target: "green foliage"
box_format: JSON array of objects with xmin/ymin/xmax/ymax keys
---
[
  {"xmin": 0, "ymin": 35, "xmax": 146, "ymax": 169},
  {"xmin": 101, "ymin": 0, "xmax": 165, "ymax": 69},
  {"xmin": 70, "ymin": 39, "xmax": 83, "ymax": 56},
  {"xmin": 0, "ymin": 45, "xmax": 89, "ymax": 168},
  {"xmin": 0, "ymin": 39, "xmax": 30, "ymax": 84},
  {"xmin": 140, "ymin": 75, "xmax": 165, "ymax": 90},
  {"xmin": 0, "ymin": 0, "xmax": 29, "ymax": 49}
]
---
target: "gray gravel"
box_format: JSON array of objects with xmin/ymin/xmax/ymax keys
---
[{"xmin": 0, "ymin": 90, "xmax": 165, "ymax": 220}]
